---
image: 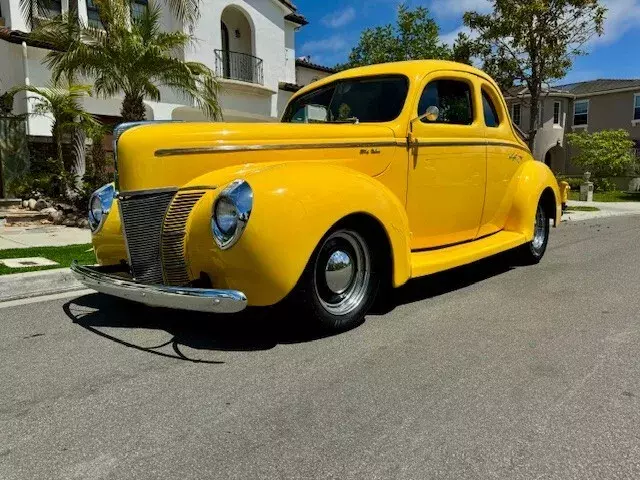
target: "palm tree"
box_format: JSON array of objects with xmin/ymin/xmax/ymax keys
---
[
  {"xmin": 31, "ymin": 0, "xmax": 221, "ymax": 122},
  {"xmin": 8, "ymin": 82, "xmax": 99, "ymax": 179}
]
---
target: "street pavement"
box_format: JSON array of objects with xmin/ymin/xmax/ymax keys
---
[{"xmin": 1, "ymin": 216, "xmax": 640, "ymax": 479}]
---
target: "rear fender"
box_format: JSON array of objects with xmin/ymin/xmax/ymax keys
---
[{"xmin": 504, "ymin": 161, "xmax": 561, "ymax": 239}]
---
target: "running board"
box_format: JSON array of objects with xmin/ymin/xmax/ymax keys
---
[{"xmin": 410, "ymin": 231, "xmax": 527, "ymax": 279}]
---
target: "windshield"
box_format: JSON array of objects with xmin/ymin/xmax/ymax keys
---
[{"xmin": 282, "ymin": 75, "xmax": 409, "ymax": 124}]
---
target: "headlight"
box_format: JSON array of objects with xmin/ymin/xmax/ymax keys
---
[
  {"xmin": 211, "ymin": 179, "xmax": 253, "ymax": 249},
  {"xmin": 88, "ymin": 183, "xmax": 115, "ymax": 232}
]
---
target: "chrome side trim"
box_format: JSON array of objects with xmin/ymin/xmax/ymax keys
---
[
  {"xmin": 154, "ymin": 139, "xmax": 530, "ymax": 157},
  {"xmin": 155, "ymin": 141, "xmax": 399, "ymax": 157},
  {"xmin": 71, "ymin": 262, "xmax": 248, "ymax": 313}
]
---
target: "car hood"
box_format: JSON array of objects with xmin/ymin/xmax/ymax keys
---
[{"xmin": 115, "ymin": 122, "xmax": 400, "ymax": 192}]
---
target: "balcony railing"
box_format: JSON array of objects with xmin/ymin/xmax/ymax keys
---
[{"xmin": 214, "ymin": 50, "xmax": 264, "ymax": 86}]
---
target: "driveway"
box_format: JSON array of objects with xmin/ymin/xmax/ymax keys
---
[{"xmin": 1, "ymin": 216, "xmax": 639, "ymax": 479}]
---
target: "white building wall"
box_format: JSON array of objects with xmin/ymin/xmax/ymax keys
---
[
  {"xmin": 283, "ymin": 22, "xmax": 296, "ymax": 84},
  {"xmin": 296, "ymin": 65, "xmax": 332, "ymax": 87},
  {"xmin": 1, "ymin": 0, "xmax": 305, "ymax": 129}
]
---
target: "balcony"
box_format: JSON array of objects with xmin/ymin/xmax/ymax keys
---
[{"xmin": 214, "ymin": 50, "xmax": 264, "ymax": 86}]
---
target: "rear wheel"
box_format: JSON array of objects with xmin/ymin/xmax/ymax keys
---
[
  {"xmin": 294, "ymin": 228, "xmax": 380, "ymax": 332},
  {"xmin": 514, "ymin": 201, "xmax": 549, "ymax": 264}
]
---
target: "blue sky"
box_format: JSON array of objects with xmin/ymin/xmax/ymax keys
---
[{"xmin": 295, "ymin": 0, "xmax": 640, "ymax": 84}]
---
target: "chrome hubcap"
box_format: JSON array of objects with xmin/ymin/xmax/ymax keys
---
[
  {"xmin": 532, "ymin": 205, "xmax": 546, "ymax": 251},
  {"xmin": 314, "ymin": 230, "xmax": 370, "ymax": 316},
  {"xmin": 325, "ymin": 250, "xmax": 354, "ymax": 294}
]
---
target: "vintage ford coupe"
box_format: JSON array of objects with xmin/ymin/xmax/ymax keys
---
[{"xmin": 72, "ymin": 60, "xmax": 561, "ymax": 331}]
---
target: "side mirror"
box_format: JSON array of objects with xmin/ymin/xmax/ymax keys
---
[
  {"xmin": 408, "ymin": 106, "xmax": 439, "ymax": 148},
  {"xmin": 409, "ymin": 105, "xmax": 439, "ymax": 131}
]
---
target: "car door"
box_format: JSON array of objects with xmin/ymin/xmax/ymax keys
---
[
  {"xmin": 406, "ymin": 71, "xmax": 487, "ymax": 250},
  {"xmin": 476, "ymin": 81, "xmax": 523, "ymax": 238}
]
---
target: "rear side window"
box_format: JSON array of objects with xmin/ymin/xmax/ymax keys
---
[
  {"xmin": 418, "ymin": 79, "xmax": 473, "ymax": 125},
  {"xmin": 482, "ymin": 90, "xmax": 500, "ymax": 127}
]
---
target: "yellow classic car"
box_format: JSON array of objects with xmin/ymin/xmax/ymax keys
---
[{"xmin": 72, "ymin": 60, "xmax": 561, "ymax": 331}]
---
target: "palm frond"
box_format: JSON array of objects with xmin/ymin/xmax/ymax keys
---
[{"xmin": 29, "ymin": 0, "xmax": 219, "ymax": 121}]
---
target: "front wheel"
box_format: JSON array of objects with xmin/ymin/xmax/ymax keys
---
[
  {"xmin": 293, "ymin": 228, "xmax": 380, "ymax": 332},
  {"xmin": 514, "ymin": 201, "xmax": 549, "ymax": 264}
]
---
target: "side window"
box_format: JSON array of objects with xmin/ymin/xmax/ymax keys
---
[
  {"xmin": 482, "ymin": 90, "xmax": 500, "ymax": 127},
  {"xmin": 512, "ymin": 104, "xmax": 521, "ymax": 126},
  {"xmin": 418, "ymin": 79, "xmax": 473, "ymax": 125}
]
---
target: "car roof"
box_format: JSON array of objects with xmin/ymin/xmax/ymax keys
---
[{"xmin": 291, "ymin": 60, "xmax": 495, "ymax": 99}]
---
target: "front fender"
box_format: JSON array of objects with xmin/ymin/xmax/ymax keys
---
[
  {"xmin": 504, "ymin": 161, "xmax": 561, "ymax": 239},
  {"xmin": 185, "ymin": 162, "xmax": 412, "ymax": 306}
]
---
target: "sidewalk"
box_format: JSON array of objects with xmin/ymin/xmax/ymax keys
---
[
  {"xmin": 0, "ymin": 224, "xmax": 91, "ymax": 250},
  {"xmin": 563, "ymin": 200, "xmax": 640, "ymax": 222}
]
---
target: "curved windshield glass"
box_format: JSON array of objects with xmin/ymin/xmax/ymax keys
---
[{"xmin": 282, "ymin": 75, "xmax": 409, "ymax": 124}]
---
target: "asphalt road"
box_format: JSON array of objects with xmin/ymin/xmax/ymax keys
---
[{"xmin": 2, "ymin": 216, "xmax": 640, "ymax": 480}]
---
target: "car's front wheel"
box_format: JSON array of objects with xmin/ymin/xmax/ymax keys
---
[
  {"xmin": 514, "ymin": 201, "xmax": 549, "ymax": 264},
  {"xmin": 294, "ymin": 227, "xmax": 380, "ymax": 332}
]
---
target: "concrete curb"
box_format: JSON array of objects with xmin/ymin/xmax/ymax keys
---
[{"xmin": 0, "ymin": 268, "xmax": 85, "ymax": 302}]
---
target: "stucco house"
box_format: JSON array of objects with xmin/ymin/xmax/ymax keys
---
[
  {"xmin": 0, "ymin": 0, "xmax": 336, "ymax": 150},
  {"xmin": 504, "ymin": 80, "xmax": 640, "ymax": 175}
]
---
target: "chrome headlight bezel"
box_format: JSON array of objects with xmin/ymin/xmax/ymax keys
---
[
  {"xmin": 211, "ymin": 179, "xmax": 253, "ymax": 250},
  {"xmin": 88, "ymin": 183, "xmax": 116, "ymax": 233}
]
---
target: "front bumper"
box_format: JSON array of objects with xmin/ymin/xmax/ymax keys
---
[{"xmin": 71, "ymin": 262, "xmax": 247, "ymax": 313}]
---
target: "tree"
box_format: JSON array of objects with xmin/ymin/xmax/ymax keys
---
[
  {"xmin": 340, "ymin": 3, "xmax": 453, "ymax": 69},
  {"xmin": 463, "ymin": 0, "xmax": 606, "ymax": 150},
  {"xmin": 8, "ymin": 82, "xmax": 99, "ymax": 176},
  {"xmin": 566, "ymin": 129, "xmax": 635, "ymax": 177},
  {"xmin": 30, "ymin": 0, "xmax": 221, "ymax": 122}
]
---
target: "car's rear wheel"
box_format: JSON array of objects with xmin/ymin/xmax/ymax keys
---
[
  {"xmin": 295, "ymin": 227, "xmax": 380, "ymax": 332},
  {"xmin": 514, "ymin": 201, "xmax": 549, "ymax": 264}
]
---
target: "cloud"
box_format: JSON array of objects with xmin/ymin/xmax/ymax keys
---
[
  {"xmin": 591, "ymin": 0, "xmax": 640, "ymax": 45},
  {"xmin": 300, "ymin": 35, "xmax": 348, "ymax": 55},
  {"xmin": 440, "ymin": 26, "xmax": 477, "ymax": 47},
  {"xmin": 321, "ymin": 7, "xmax": 356, "ymax": 28},
  {"xmin": 430, "ymin": 0, "xmax": 492, "ymax": 18}
]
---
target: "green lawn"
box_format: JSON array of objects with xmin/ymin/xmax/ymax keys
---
[
  {"xmin": 0, "ymin": 244, "xmax": 95, "ymax": 275},
  {"xmin": 568, "ymin": 190, "xmax": 640, "ymax": 202},
  {"xmin": 565, "ymin": 206, "xmax": 600, "ymax": 212}
]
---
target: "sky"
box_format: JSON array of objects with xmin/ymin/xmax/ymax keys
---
[{"xmin": 295, "ymin": 0, "xmax": 640, "ymax": 84}]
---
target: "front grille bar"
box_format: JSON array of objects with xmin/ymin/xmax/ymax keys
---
[{"xmin": 119, "ymin": 189, "xmax": 177, "ymax": 284}]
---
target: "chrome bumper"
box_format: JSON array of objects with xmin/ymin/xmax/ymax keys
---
[{"xmin": 71, "ymin": 262, "xmax": 247, "ymax": 313}]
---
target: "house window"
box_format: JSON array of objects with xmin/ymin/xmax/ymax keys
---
[
  {"xmin": 634, "ymin": 94, "xmax": 640, "ymax": 123},
  {"xmin": 86, "ymin": 0, "xmax": 102, "ymax": 28},
  {"xmin": 131, "ymin": 0, "xmax": 148, "ymax": 21},
  {"xmin": 512, "ymin": 103, "xmax": 521, "ymax": 126},
  {"xmin": 573, "ymin": 99, "xmax": 589, "ymax": 126},
  {"xmin": 553, "ymin": 101, "xmax": 561, "ymax": 125},
  {"xmin": 41, "ymin": 0, "xmax": 62, "ymax": 17}
]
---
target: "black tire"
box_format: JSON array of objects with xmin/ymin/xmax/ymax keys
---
[
  {"xmin": 293, "ymin": 227, "xmax": 380, "ymax": 332},
  {"xmin": 514, "ymin": 201, "xmax": 549, "ymax": 265}
]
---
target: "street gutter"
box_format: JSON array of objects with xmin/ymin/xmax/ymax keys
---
[{"xmin": 0, "ymin": 268, "xmax": 85, "ymax": 302}]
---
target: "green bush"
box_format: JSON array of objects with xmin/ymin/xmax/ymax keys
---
[
  {"xmin": 565, "ymin": 129, "xmax": 635, "ymax": 177},
  {"xmin": 8, "ymin": 157, "xmax": 76, "ymax": 201},
  {"xmin": 557, "ymin": 176, "xmax": 617, "ymax": 193}
]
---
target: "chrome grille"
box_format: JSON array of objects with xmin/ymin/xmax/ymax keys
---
[
  {"xmin": 161, "ymin": 191, "xmax": 205, "ymax": 286},
  {"xmin": 119, "ymin": 190, "xmax": 176, "ymax": 284}
]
